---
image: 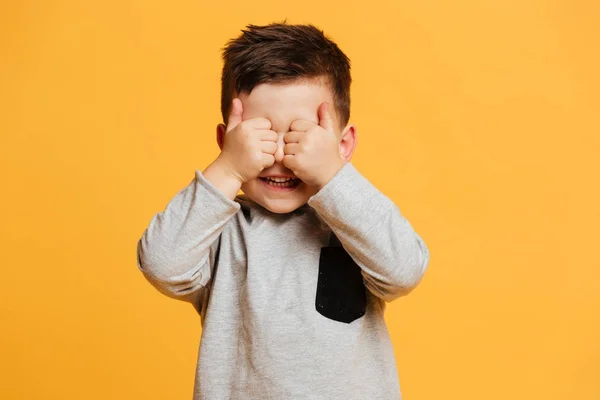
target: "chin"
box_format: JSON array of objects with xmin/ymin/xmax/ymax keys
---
[
  {"xmin": 261, "ymin": 200, "xmax": 304, "ymax": 214},
  {"xmin": 241, "ymin": 179, "xmax": 315, "ymax": 214}
]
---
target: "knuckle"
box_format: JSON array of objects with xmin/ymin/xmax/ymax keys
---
[
  {"xmin": 238, "ymin": 122, "xmax": 250, "ymax": 136},
  {"xmin": 250, "ymin": 152, "xmax": 262, "ymax": 164},
  {"xmin": 257, "ymin": 118, "xmax": 271, "ymax": 128}
]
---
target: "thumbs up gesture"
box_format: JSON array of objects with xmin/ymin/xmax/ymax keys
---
[
  {"xmin": 283, "ymin": 102, "xmax": 346, "ymax": 189},
  {"xmin": 216, "ymin": 98, "xmax": 279, "ymax": 184}
]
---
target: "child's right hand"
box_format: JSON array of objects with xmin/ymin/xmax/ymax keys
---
[{"xmin": 216, "ymin": 98, "xmax": 279, "ymax": 184}]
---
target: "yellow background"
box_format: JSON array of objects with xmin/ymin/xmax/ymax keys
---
[{"xmin": 1, "ymin": 1, "xmax": 599, "ymax": 399}]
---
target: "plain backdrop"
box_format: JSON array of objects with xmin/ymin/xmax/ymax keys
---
[{"xmin": 1, "ymin": 1, "xmax": 599, "ymax": 399}]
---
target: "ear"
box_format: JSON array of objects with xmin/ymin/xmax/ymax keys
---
[
  {"xmin": 216, "ymin": 123, "xmax": 226, "ymax": 150},
  {"xmin": 338, "ymin": 124, "xmax": 357, "ymax": 162}
]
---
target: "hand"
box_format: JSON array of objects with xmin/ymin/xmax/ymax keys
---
[
  {"xmin": 216, "ymin": 98, "xmax": 279, "ymax": 184},
  {"xmin": 283, "ymin": 102, "xmax": 346, "ymax": 189}
]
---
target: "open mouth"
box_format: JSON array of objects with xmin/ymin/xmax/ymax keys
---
[{"xmin": 259, "ymin": 177, "xmax": 302, "ymax": 189}]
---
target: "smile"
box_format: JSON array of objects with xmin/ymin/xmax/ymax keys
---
[{"xmin": 259, "ymin": 177, "xmax": 302, "ymax": 190}]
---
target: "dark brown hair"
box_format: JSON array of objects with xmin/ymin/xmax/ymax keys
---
[{"xmin": 221, "ymin": 22, "xmax": 352, "ymax": 127}]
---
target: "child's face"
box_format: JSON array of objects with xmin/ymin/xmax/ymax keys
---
[{"xmin": 219, "ymin": 79, "xmax": 356, "ymax": 214}]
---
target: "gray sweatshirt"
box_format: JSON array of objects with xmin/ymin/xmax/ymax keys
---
[{"xmin": 136, "ymin": 162, "xmax": 430, "ymax": 400}]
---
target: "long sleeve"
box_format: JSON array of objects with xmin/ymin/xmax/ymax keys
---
[
  {"xmin": 307, "ymin": 162, "xmax": 430, "ymax": 302},
  {"xmin": 136, "ymin": 169, "xmax": 240, "ymax": 309}
]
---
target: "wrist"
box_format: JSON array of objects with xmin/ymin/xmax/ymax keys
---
[
  {"xmin": 203, "ymin": 158, "xmax": 243, "ymax": 200},
  {"xmin": 315, "ymin": 160, "xmax": 346, "ymax": 191},
  {"xmin": 215, "ymin": 156, "xmax": 245, "ymax": 183}
]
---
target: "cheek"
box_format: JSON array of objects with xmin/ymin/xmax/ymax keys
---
[
  {"xmin": 305, "ymin": 185, "xmax": 319, "ymax": 198},
  {"xmin": 240, "ymin": 180, "xmax": 256, "ymax": 194}
]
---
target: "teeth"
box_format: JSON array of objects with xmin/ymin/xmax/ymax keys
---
[
  {"xmin": 263, "ymin": 177, "xmax": 299, "ymax": 187},
  {"xmin": 267, "ymin": 177, "xmax": 294, "ymax": 182}
]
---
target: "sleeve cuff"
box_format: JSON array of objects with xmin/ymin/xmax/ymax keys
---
[
  {"xmin": 194, "ymin": 169, "xmax": 241, "ymax": 213},
  {"xmin": 307, "ymin": 162, "xmax": 395, "ymax": 221}
]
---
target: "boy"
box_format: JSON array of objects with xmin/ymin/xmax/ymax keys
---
[{"xmin": 137, "ymin": 23, "xmax": 430, "ymax": 400}]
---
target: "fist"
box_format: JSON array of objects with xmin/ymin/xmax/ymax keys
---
[
  {"xmin": 217, "ymin": 98, "xmax": 279, "ymax": 183},
  {"xmin": 282, "ymin": 102, "xmax": 345, "ymax": 189}
]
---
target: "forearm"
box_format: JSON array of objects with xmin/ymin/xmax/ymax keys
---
[
  {"xmin": 137, "ymin": 167, "xmax": 240, "ymax": 291},
  {"xmin": 308, "ymin": 162, "xmax": 430, "ymax": 301}
]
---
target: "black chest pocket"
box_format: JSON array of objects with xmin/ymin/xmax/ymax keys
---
[{"xmin": 315, "ymin": 234, "xmax": 367, "ymax": 324}]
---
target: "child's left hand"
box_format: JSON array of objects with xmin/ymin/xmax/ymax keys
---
[{"xmin": 283, "ymin": 102, "xmax": 346, "ymax": 189}]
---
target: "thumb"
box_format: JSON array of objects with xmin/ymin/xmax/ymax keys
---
[
  {"xmin": 226, "ymin": 98, "xmax": 243, "ymax": 133},
  {"xmin": 318, "ymin": 102, "xmax": 334, "ymax": 133}
]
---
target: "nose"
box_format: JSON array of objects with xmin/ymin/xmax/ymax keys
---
[{"xmin": 274, "ymin": 132, "xmax": 285, "ymax": 163}]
